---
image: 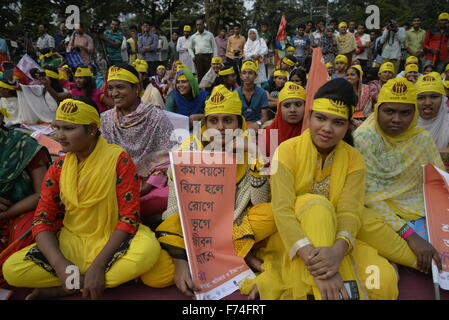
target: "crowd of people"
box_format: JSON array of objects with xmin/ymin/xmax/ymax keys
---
[{"xmin": 1, "ymin": 11, "xmax": 449, "ymax": 301}]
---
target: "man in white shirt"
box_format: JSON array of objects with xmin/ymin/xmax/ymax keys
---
[
  {"xmin": 353, "ymin": 24, "xmax": 372, "ymax": 73},
  {"xmin": 36, "ymin": 24, "xmax": 55, "ymax": 55},
  {"xmin": 177, "ymin": 25, "xmax": 196, "ymax": 74},
  {"xmin": 188, "ymin": 19, "xmax": 217, "ymax": 83}
]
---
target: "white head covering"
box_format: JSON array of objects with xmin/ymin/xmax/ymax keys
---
[
  {"xmin": 244, "ymin": 28, "xmax": 268, "ymax": 59},
  {"xmin": 418, "ymin": 95, "xmax": 449, "ymax": 148}
]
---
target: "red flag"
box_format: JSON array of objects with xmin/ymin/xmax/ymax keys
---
[
  {"xmin": 301, "ymin": 47, "xmax": 329, "ymax": 132},
  {"xmin": 275, "ymin": 14, "xmax": 287, "ymax": 67},
  {"xmin": 0, "ymin": 53, "xmax": 30, "ymax": 84}
]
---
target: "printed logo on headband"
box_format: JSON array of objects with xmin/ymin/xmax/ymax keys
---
[
  {"xmin": 210, "ymin": 92, "xmax": 225, "ymax": 104},
  {"xmin": 330, "ymin": 99, "xmax": 346, "ymax": 108},
  {"xmin": 392, "ymin": 82, "xmax": 408, "ymax": 96},
  {"xmin": 109, "ymin": 66, "xmax": 121, "ymax": 74},
  {"xmin": 60, "ymin": 101, "xmax": 79, "ymax": 114}
]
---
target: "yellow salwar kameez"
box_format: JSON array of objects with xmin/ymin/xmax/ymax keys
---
[{"xmin": 239, "ymin": 129, "xmax": 399, "ymax": 300}]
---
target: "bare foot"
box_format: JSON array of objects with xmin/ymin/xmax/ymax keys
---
[
  {"xmin": 25, "ymin": 287, "xmax": 78, "ymax": 300},
  {"xmin": 244, "ymin": 254, "xmax": 264, "ymax": 273},
  {"xmin": 248, "ymin": 285, "xmax": 259, "ymax": 300}
]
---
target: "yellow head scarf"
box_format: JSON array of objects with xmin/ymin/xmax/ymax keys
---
[
  {"xmin": 371, "ymin": 78, "xmax": 423, "ymax": 143},
  {"xmin": 282, "ymin": 57, "xmax": 296, "ymax": 67},
  {"xmin": 211, "ymin": 57, "xmax": 223, "ymax": 64},
  {"xmin": 218, "ymin": 67, "xmax": 235, "ymax": 76},
  {"xmin": 415, "ymin": 72, "xmax": 445, "ymax": 96},
  {"xmin": 273, "ymin": 69, "xmax": 288, "ymax": 78},
  {"xmin": 75, "ymin": 67, "xmax": 94, "ymax": 77},
  {"xmin": 59, "ymin": 68, "xmax": 69, "ymax": 80},
  {"xmin": 176, "ymin": 64, "xmax": 188, "ymax": 72},
  {"xmin": 55, "ymin": 98, "xmax": 101, "ymax": 127},
  {"xmin": 379, "ymin": 62, "xmax": 395, "ymax": 74},
  {"xmin": 404, "ymin": 64, "xmax": 419, "ymax": 74},
  {"xmin": 241, "ymin": 60, "xmax": 258, "ymax": 73},
  {"xmin": 107, "ymin": 65, "xmax": 139, "ymax": 84},
  {"xmin": 335, "ymin": 54, "xmax": 348, "ymax": 64},
  {"xmin": 45, "ymin": 69, "xmax": 60, "ymax": 79},
  {"xmin": 405, "ymin": 56, "xmax": 418, "ymax": 65},
  {"xmin": 132, "ymin": 59, "xmax": 149, "ymax": 73},
  {"xmin": 278, "ymin": 81, "xmax": 306, "ymax": 103}
]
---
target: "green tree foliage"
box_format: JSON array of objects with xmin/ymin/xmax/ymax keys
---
[{"xmin": 204, "ymin": 0, "xmax": 247, "ymax": 35}]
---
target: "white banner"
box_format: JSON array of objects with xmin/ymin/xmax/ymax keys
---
[{"xmin": 16, "ymin": 54, "xmax": 40, "ymax": 80}]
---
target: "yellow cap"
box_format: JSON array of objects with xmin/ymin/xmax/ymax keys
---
[
  {"xmin": 58, "ymin": 69, "xmax": 68, "ymax": 80},
  {"xmin": 56, "ymin": 98, "xmax": 100, "ymax": 127},
  {"xmin": 379, "ymin": 62, "xmax": 395, "ymax": 74},
  {"xmin": 351, "ymin": 64, "xmax": 364, "ymax": 78},
  {"xmin": 107, "ymin": 66, "xmax": 140, "ymax": 84},
  {"xmin": 405, "ymin": 64, "xmax": 419, "ymax": 74},
  {"xmin": 406, "ymin": 56, "xmax": 419, "ymax": 65},
  {"xmin": 278, "ymin": 82, "xmax": 306, "ymax": 104},
  {"xmin": 75, "ymin": 67, "xmax": 93, "ymax": 77},
  {"xmin": 211, "ymin": 57, "xmax": 223, "ymax": 64},
  {"xmin": 439, "ymin": 12, "xmax": 449, "ymax": 20},
  {"xmin": 415, "ymin": 72, "xmax": 445, "ymax": 95},
  {"xmin": 273, "ymin": 69, "xmax": 288, "ymax": 78},
  {"xmin": 287, "ymin": 46, "xmax": 295, "ymax": 51},
  {"xmin": 45, "ymin": 69, "xmax": 60, "ymax": 79},
  {"xmin": 132, "ymin": 59, "xmax": 149, "ymax": 73},
  {"xmin": 376, "ymin": 78, "xmax": 416, "ymax": 108},
  {"xmin": 325, "ymin": 62, "xmax": 333, "ymax": 68},
  {"xmin": 184, "ymin": 25, "xmax": 191, "ymax": 32},
  {"xmin": 338, "ymin": 22, "xmax": 347, "ymax": 29},
  {"xmin": 218, "ymin": 67, "xmax": 235, "ymax": 76},
  {"xmin": 205, "ymin": 85, "xmax": 243, "ymax": 117},
  {"xmin": 241, "ymin": 60, "xmax": 258, "ymax": 73},
  {"xmin": 444, "ymin": 80, "xmax": 449, "ymax": 89},
  {"xmin": 335, "ymin": 54, "xmax": 348, "ymax": 64},
  {"xmin": 282, "ymin": 57, "xmax": 296, "ymax": 67}
]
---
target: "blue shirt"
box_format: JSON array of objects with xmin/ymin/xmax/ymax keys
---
[
  {"xmin": 291, "ymin": 35, "xmax": 310, "ymax": 58},
  {"xmin": 238, "ymin": 86, "xmax": 269, "ymax": 122},
  {"xmin": 138, "ymin": 33, "xmax": 159, "ymax": 62}
]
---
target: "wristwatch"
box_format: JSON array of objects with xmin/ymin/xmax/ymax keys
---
[{"xmin": 256, "ymin": 120, "xmax": 262, "ymax": 127}]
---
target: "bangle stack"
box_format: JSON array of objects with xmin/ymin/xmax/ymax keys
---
[{"xmin": 399, "ymin": 223, "xmax": 415, "ymax": 239}]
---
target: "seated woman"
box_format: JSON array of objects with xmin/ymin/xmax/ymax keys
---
[
  {"xmin": 199, "ymin": 57, "xmax": 223, "ymax": 93},
  {"xmin": 403, "ymin": 64, "xmax": 419, "ymax": 83},
  {"xmin": 3, "ymin": 97, "xmax": 161, "ymax": 300},
  {"xmin": 354, "ymin": 77, "xmax": 443, "ymax": 275},
  {"xmin": 266, "ymin": 70, "xmax": 288, "ymax": 124},
  {"xmin": 101, "ymin": 63, "xmax": 175, "ymax": 220},
  {"xmin": 331, "ymin": 55, "xmax": 348, "ymax": 80},
  {"xmin": 262, "ymin": 81, "xmax": 306, "ymax": 158},
  {"xmin": 0, "ymin": 109, "xmax": 52, "ymax": 253},
  {"xmin": 289, "ymin": 69, "xmax": 307, "ymax": 88},
  {"xmin": 140, "ymin": 85, "xmax": 276, "ymax": 296},
  {"xmin": 71, "ymin": 66, "xmax": 112, "ymax": 113},
  {"xmin": 367, "ymin": 62, "xmax": 395, "ymax": 108},
  {"xmin": 346, "ymin": 65, "xmax": 372, "ymax": 120},
  {"xmin": 217, "ymin": 65, "xmax": 238, "ymax": 91},
  {"xmin": 41, "ymin": 66, "xmax": 71, "ymax": 104},
  {"xmin": 162, "ymin": 60, "xmax": 182, "ymax": 97},
  {"xmin": 150, "ymin": 65, "xmax": 167, "ymax": 94},
  {"xmin": 241, "ymin": 79, "xmax": 399, "ymax": 300},
  {"xmin": 131, "ymin": 59, "xmax": 150, "ymax": 90},
  {"xmin": 164, "ymin": 68, "xmax": 209, "ymax": 128},
  {"xmin": 416, "ymin": 73, "xmax": 449, "ymax": 171},
  {"xmin": 0, "ymin": 80, "xmax": 20, "ymax": 127},
  {"xmin": 423, "ymin": 63, "xmax": 435, "ymax": 75}
]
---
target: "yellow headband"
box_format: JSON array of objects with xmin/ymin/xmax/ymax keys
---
[
  {"xmin": 241, "ymin": 61, "xmax": 258, "ymax": 73},
  {"xmin": 176, "ymin": 64, "xmax": 188, "ymax": 72},
  {"xmin": 45, "ymin": 69, "xmax": 60, "ymax": 79},
  {"xmin": 211, "ymin": 57, "xmax": 223, "ymax": 64},
  {"xmin": 157, "ymin": 65, "xmax": 166, "ymax": 70},
  {"xmin": 278, "ymin": 82, "xmax": 306, "ymax": 104},
  {"xmin": 0, "ymin": 107, "xmax": 11, "ymax": 118},
  {"xmin": 376, "ymin": 78, "xmax": 416, "ymax": 108},
  {"xmin": 444, "ymin": 80, "xmax": 449, "ymax": 89},
  {"xmin": 406, "ymin": 56, "xmax": 418, "ymax": 65},
  {"xmin": 184, "ymin": 25, "xmax": 191, "ymax": 32},
  {"xmin": 351, "ymin": 64, "xmax": 364, "ymax": 77},
  {"xmin": 75, "ymin": 67, "xmax": 93, "ymax": 77},
  {"xmin": 415, "ymin": 72, "xmax": 445, "ymax": 95},
  {"xmin": 273, "ymin": 69, "xmax": 288, "ymax": 78},
  {"xmin": 335, "ymin": 54, "xmax": 348, "ymax": 64},
  {"xmin": 177, "ymin": 74, "xmax": 187, "ymax": 81},
  {"xmin": 287, "ymin": 46, "xmax": 295, "ymax": 51},
  {"xmin": 0, "ymin": 81, "xmax": 16, "ymax": 91},
  {"xmin": 325, "ymin": 62, "xmax": 333, "ymax": 68},
  {"xmin": 379, "ymin": 62, "xmax": 395, "ymax": 74},
  {"xmin": 58, "ymin": 69, "xmax": 68, "ymax": 80},
  {"xmin": 313, "ymin": 98, "xmax": 350, "ymax": 119},
  {"xmin": 132, "ymin": 59, "xmax": 149, "ymax": 73},
  {"xmin": 439, "ymin": 12, "xmax": 449, "ymax": 20},
  {"xmin": 282, "ymin": 57, "xmax": 295, "ymax": 67},
  {"xmin": 39, "ymin": 52, "xmax": 53, "ymax": 60},
  {"xmin": 219, "ymin": 67, "xmax": 235, "ymax": 76},
  {"xmin": 107, "ymin": 66, "xmax": 139, "ymax": 84},
  {"xmin": 56, "ymin": 98, "xmax": 100, "ymax": 127},
  {"xmin": 205, "ymin": 85, "xmax": 243, "ymax": 117},
  {"xmin": 338, "ymin": 22, "xmax": 347, "ymax": 29},
  {"xmin": 405, "ymin": 64, "xmax": 419, "ymax": 74}
]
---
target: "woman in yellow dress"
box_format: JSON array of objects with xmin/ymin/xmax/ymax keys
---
[
  {"xmin": 3, "ymin": 96, "xmax": 161, "ymax": 300},
  {"xmin": 140, "ymin": 85, "xmax": 276, "ymax": 297},
  {"xmin": 240, "ymin": 78, "xmax": 398, "ymax": 300}
]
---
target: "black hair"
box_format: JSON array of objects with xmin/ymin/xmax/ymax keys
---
[
  {"xmin": 298, "ymin": 24, "xmax": 306, "ymax": 30},
  {"xmin": 39, "ymin": 23, "xmax": 49, "ymax": 30},
  {"xmin": 289, "ymin": 69, "xmax": 307, "ymax": 87},
  {"xmin": 75, "ymin": 65, "xmax": 97, "ymax": 98},
  {"xmin": 143, "ymin": 21, "xmax": 152, "ymax": 26},
  {"xmin": 219, "ymin": 26, "xmax": 228, "ymax": 32},
  {"xmin": 129, "ymin": 25, "xmax": 138, "ymax": 31},
  {"xmin": 306, "ymin": 21, "xmax": 313, "ymax": 25},
  {"xmin": 30, "ymin": 68, "xmax": 40, "ymax": 79},
  {"xmin": 233, "ymin": 23, "xmax": 241, "ymax": 29},
  {"xmin": 348, "ymin": 66, "xmax": 362, "ymax": 79},
  {"xmin": 111, "ymin": 18, "xmax": 120, "ymax": 25},
  {"xmin": 330, "ymin": 18, "xmax": 338, "ymax": 24},
  {"xmin": 318, "ymin": 19, "xmax": 326, "ymax": 24},
  {"xmin": 43, "ymin": 66, "xmax": 64, "ymax": 93},
  {"xmin": 313, "ymin": 78, "xmax": 358, "ymax": 146},
  {"xmin": 412, "ymin": 16, "xmax": 421, "ymax": 20}
]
